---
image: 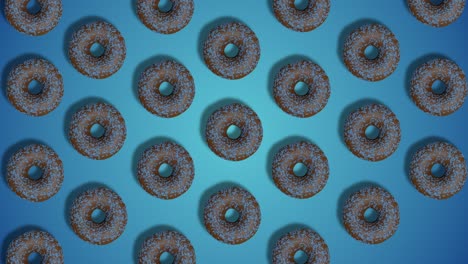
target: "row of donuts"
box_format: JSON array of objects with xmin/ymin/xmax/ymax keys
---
[{"xmin": 5, "ymin": 0, "xmax": 465, "ymax": 37}]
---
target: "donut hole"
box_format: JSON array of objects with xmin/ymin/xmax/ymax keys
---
[
  {"xmin": 90, "ymin": 42, "xmax": 106, "ymax": 58},
  {"xmin": 226, "ymin": 124, "xmax": 242, "ymax": 140},
  {"xmin": 294, "ymin": 0, "xmax": 309, "ymax": 11},
  {"xmin": 27, "ymin": 252, "xmax": 43, "ymax": 264},
  {"xmin": 293, "ymin": 162, "xmax": 308, "ymax": 177},
  {"xmin": 430, "ymin": 0, "xmax": 445, "ymax": 6},
  {"xmin": 364, "ymin": 208, "xmax": 380, "ymax": 223},
  {"xmin": 431, "ymin": 80, "xmax": 447, "ymax": 95},
  {"xmin": 27, "ymin": 165, "xmax": 43, "ymax": 180},
  {"xmin": 158, "ymin": 163, "xmax": 173, "ymax": 178},
  {"xmin": 364, "ymin": 45, "xmax": 380, "ymax": 60},
  {"xmin": 293, "ymin": 250, "xmax": 309, "ymax": 264},
  {"xmin": 224, "ymin": 43, "xmax": 240, "ymax": 58},
  {"xmin": 157, "ymin": 0, "xmax": 174, "ymax": 13},
  {"xmin": 225, "ymin": 208, "xmax": 240, "ymax": 223},
  {"xmin": 431, "ymin": 163, "xmax": 446, "ymax": 178},
  {"xmin": 26, "ymin": 0, "xmax": 42, "ymax": 15},
  {"xmin": 91, "ymin": 208, "xmax": 107, "ymax": 224},
  {"xmin": 159, "ymin": 82, "xmax": 175, "ymax": 96},
  {"xmin": 27, "ymin": 80, "xmax": 44, "ymax": 95},
  {"xmin": 294, "ymin": 81, "xmax": 310, "ymax": 96},
  {"xmin": 159, "ymin": 252, "xmax": 175, "ymax": 264},
  {"xmin": 90, "ymin": 123, "xmax": 106, "ymax": 139},
  {"xmin": 365, "ymin": 125, "xmax": 381, "ymax": 140}
]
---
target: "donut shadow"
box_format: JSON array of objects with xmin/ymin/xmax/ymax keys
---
[
  {"xmin": 265, "ymin": 0, "xmax": 274, "ymax": 17},
  {"xmin": 131, "ymin": 55, "xmax": 179, "ymax": 104},
  {"xmin": 133, "ymin": 224, "xmax": 183, "ymax": 262},
  {"xmin": 267, "ymin": 55, "xmax": 314, "ymax": 103},
  {"xmin": 1, "ymin": 225, "xmax": 45, "ymax": 261},
  {"xmin": 0, "ymin": 0, "xmax": 7, "ymax": 24},
  {"xmin": 336, "ymin": 181, "xmax": 384, "ymax": 230},
  {"xmin": 266, "ymin": 223, "xmax": 312, "ymax": 263},
  {"xmin": 1, "ymin": 139, "xmax": 47, "ymax": 187},
  {"xmin": 337, "ymin": 98, "xmax": 385, "ymax": 148}
]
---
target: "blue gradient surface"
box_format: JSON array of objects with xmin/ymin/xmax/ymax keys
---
[{"xmin": 1, "ymin": 0, "xmax": 468, "ymax": 263}]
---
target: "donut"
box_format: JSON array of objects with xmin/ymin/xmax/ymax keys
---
[
  {"xmin": 68, "ymin": 21, "xmax": 126, "ymax": 79},
  {"xmin": 204, "ymin": 186, "xmax": 261, "ymax": 244},
  {"xmin": 342, "ymin": 186, "xmax": 399, "ymax": 244},
  {"xmin": 68, "ymin": 102, "xmax": 126, "ymax": 160},
  {"xmin": 137, "ymin": 141, "xmax": 194, "ymax": 199},
  {"xmin": 344, "ymin": 104, "xmax": 401, "ymax": 162},
  {"xmin": 272, "ymin": 141, "xmax": 329, "ymax": 199},
  {"xmin": 410, "ymin": 58, "xmax": 467, "ymax": 116},
  {"xmin": 138, "ymin": 230, "xmax": 196, "ymax": 264},
  {"xmin": 343, "ymin": 24, "xmax": 400, "ymax": 82},
  {"xmin": 7, "ymin": 58, "xmax": 63, "ymax": 116},
  {"xmin": 205, "ymin": 103, "xmax": 263, "ymax": 161},
  {"xmin": 203, "ymin": 22, "xmax": 260, "ymax": 79},
  {"xmin": 6, "ymin": 144, "xmax": 63, "ymax": 202},
  {"xmin": 136, "ymin": 0, "xmax": 194, "ymax": 34},
  {"xmin": 5, "ymin": 0, "xmax": 62, "ymax": 36},
  {"xmin": 138, "ymin": 60, "xmax": 195, "ymax": 118},
  {"xmin": 272, "ymin": 0, "xmax": 330, "ymax": 32},
  {"xmin": 273, "ymin": 60, "xmax": 331, "ymax": 118},
  {"xmin": 69, "ymin": 187, "xmax": 127, "ymax": 245},
  {"xmin": 407, "ymin": 0, "xmax": 466, "ymax": 27},
  {"xmin": 410, "ymin": 141, "xmax": 467, "ymax": 199},
  {"xmin": 6, "ymin": 230, "xmax": 63, "ymax": 264},
  {"xmin": 272, "ymin": 228, "xmax": 330, "ymax": 264}
]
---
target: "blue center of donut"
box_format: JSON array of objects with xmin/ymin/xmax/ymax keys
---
[
  {"xmin": 294, "ymin": 0, "xmax": 309, "ymax": 11},
  {"xmin": 91, "ymin": 208, "xmax": 107, "ymax": 224},
  {"xmin": 159, "ymin": 163, "xmax": 173, "ymax": 178},
  {"xmin": 224, "ymin": 44, "xmax": 240, "ymax": 58},
  {"xmin": 430, "ymin": 0, "xmax": 445, "ymax": 6},
  {"xmin": 28, "ymin": 80, "xmax": 43, "ymax": 95},
  {"xmin": 294, "ymin": 81, "xmax": 310, "ymax": 96},
  {"xmin": 226, "ymin": 125, "xmax": 242, "ymax": 139},
  {"xmin": 225, "ymin": 208, "xmax": 240, "ymax": 223},
  {"xmin": 90, "ymin": 43, "xmax": 105, "ymax": 58},
  {"xmin": 26, "ymin": 0, "xmax": 41, "ymax": 15},
  {"xmin": 27, "ymin": 252, "xmax": 43, "ymax": 264},
  {"xmin": 365, "ymin": 125, "xmax": 380, "ymax": 140},
  {"xmin": 293, "ymin": 163, "xmax": 308, "ymax": 177},
  {"xmin": 364, "ymin": 208, "xmax": 379, "ymax": 223},
  {"xmin": 27, "ymin": 166, "xmax": 43, "ymax": 180},
  {"xmin": 158, "ymin": 0, "xmax": 174, "ymax": 13},
  {"xmin": 159, "ymin": 252, "xmax": 175, "ymax": 264},
  {"xmin": 159, "ymin": 82, "xmax": 175, "ymax": 96},
  {"xmin": 431, "ymin": 80, "xmax": 447, "ymax": 95},
  {"xmin": 90, "ymin": 124, "xmax": 106, "ymax": 138},
  {"xmin": 364, "ymin": 45, "xmax": 379, "ymax": 60},
  {"xmin": 294, "ymin": 250, "xmax": 309, "ymax": 264},
  {"xmin": 431, "ymin": 163, "xmax": 446, "ymax": 178}
]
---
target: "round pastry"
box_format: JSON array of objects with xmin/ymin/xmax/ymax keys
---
[
  {"xmin": 68, "ymin": 20, "xmax": 126, "ymax": 79},
  {"xmin": 138, "ymin": 60, "xmax": 195, "ymax": 118},
  {"xmin": 69, "ymin": 187, "xmax": 127, "ymax": 245},
  {"xmin": 273, "ymin": 60, "xmax": 331, "ymax": 118},
  {"xmin": 7, "ymin": 58, "xmax": 64, "ymax": 116},
  {"xmin": 272, "ymin": 228, "xmax": 330, "ymax": 264},
  {"xmin": 68, "ymin": 102, "xmax": 126, "ymax": 160},
  {"xmin": 205, "ymin": 103, "xmax": 263, "ymax": 161},
  {"xmin": 272, "ymin": 141, "xmax": 329, "ymax": 199},
  {"xmin": 203, "ymin": 22, "xmax": 260, "ymax": 79},
  {"xmin": 343, "ymin": 23, "xmax": 400, "ymax": 81},
  {"xmin": 344, "ymin": 104, "xmax": 401, "ymax": 161},
  {"xmin": 204, "ymin": 186, "xmax": 261, "ymax": 244},
  {"xmin": 342, "ymin": 186, "xmax": 400, "ymax": 244},
  {"xmin": 272, "ymin": 0, "xmax": 330, "ymax": 32},
  {"xmin": 6, "ymin": 230, "xmax": 63, "ymax": 264},
  {"xmin": 138, "ymin": 230, "xmax": 196, "ymax": 264},
  {"xmin": 410, "ymin": 141, "xmax": 467, "ymax": 199},
  {"xmin": 6, "ymin": 143, "xmax": 64, "ymax": 202},
  {"xmin": 410, "ymin": 58, "xmax": 467, "ymax": 116},
  {"xmin": 407, "ymin": 0, "xmax": 466, "ymax": 27},
  {"xmin": 5, "ymin": 0, "xmax": 62, "ymax": 36},
  {"xmin": 136, "ymin": 0, "xmax": 194, "ymax": 34},
  {"xmin": 137, "ymin": 141, "xmax": 194, "ymax": 199}
]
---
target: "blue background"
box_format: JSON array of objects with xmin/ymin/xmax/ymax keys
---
[{"xmin": 1, "ymin": 0, "xmax": 468, "ymax": 263}]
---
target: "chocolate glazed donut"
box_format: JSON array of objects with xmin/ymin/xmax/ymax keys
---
[{"xmin": 407, "ymin": 0, "xmax": 466, "ymax": 27}]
